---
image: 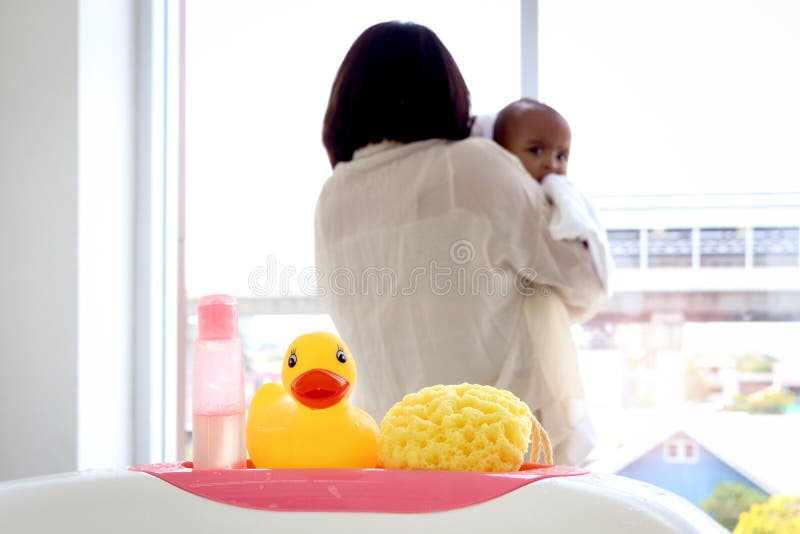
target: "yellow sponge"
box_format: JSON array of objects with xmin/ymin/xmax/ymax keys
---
[{"xmin": 378, "ymin": 383, "xmax": 552, "ymax": 472}]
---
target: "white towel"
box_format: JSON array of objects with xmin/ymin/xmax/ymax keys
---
[
  {"xmin": 541, "ymin": 173, "xmax": 615, "ymax": 295},
  {"xmin": 470, "ymin": 113, "xmax": 614, "ymax": 295}
]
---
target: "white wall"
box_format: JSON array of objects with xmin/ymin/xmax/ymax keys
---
[
  {"xmin": 0, "ymin": 0, "xmax": 80, "ymax": 480},
  {"xmin": 0, "ymin": 0, "xmax": 138, "ymax": 481}
]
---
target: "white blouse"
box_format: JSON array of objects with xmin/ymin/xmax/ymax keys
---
[{"xmin": 315, "ymin": 137, "xmax": 610, "ymax": 465}]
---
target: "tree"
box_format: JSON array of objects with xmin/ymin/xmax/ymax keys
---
[
  {"xmin": 727, "ymin": 390, "xmax": 796, "ymax": 414},
  {"xmin": 735, "ymin": 354, "xmax": 777, "ymax": 373},
  {"xmin": 701, "ymin": 482, "xmax": 768, "ymax": 531},
  {"xmin": 733, "ymin": 495, "xmax": 800, "ymax": 533}
]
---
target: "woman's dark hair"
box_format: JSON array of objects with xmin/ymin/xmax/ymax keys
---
[{"xmin": 323, "ymin": 21, "xmax": 471, "ymax": 166}]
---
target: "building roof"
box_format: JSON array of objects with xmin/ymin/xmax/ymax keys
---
[{"xmin": 587, "ymin": 410, "xmax": 800, "ymax": 495}]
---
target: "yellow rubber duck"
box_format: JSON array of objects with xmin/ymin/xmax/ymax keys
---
[{"xmin": 246, "ymin": 332, "xmax": 379, "ymax": 468}]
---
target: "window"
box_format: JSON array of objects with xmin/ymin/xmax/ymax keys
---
[
  {"xmin": 663, "ymin": 438, "xmax": 699, "ymax": 463},
  {"xmin": 700, "ymin": 228, "xmax": 745, "ymax": 268},
  {"xmin": 754, "ymin": 227, "xmax": 800, "ymax": 267},
  {"xmin": 647, "ymin": 229, "xmax": 692, "ymax": 268},
  {"xmin": 184, "ymin": 0, "xmax": 521, "ymax": 454},
  {"xmin": 666, "ymin": 442, "xmax": 678, "ymax": 458},
  {"xmin": 608, "ymin": 229, "xmax": 641, "ymax": 269},
  {"xmin": 540, "ymin": 0, "xmax": 800, "ymax": 517},
  {"xmin": 179, "ymin": 4, "xmax": 800, "ymax": 521}
]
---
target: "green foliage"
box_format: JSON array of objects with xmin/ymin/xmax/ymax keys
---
[
  {"xmin": 733, "ymin": 495, "xmax": 800, "ymax": 533},
  {"xmin": 728, "ymin": 394, "xmax": 749, "ymax": 412},
  {"xmin": 736, "ymin": 354, "xmax": 776, "ymax": 373},
  {"xmin": 727, "ymin": 390, "xmax": 796, "ymax": 414},
  {"xmin": 701, "ymin": 482, "xmax": 769, "ymax": 531}
]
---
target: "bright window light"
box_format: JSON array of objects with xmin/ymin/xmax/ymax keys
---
[
  {"xmin": 185, "ymin": 0, "xmax": 520, "ymax": 298},
  {"xmin": 539, "ymin": 0, "xmax": 800, "ymax": 197}
]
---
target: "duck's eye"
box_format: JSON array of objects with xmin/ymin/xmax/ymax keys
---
[
  {"xmin": 287, "ymin": 354, "xmax": 297, "ymax": 368},
  {"xmin": 336, "ymin": 349, "xmax": 347, "ymax": 363}
]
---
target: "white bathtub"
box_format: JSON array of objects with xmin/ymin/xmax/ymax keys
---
[{"xmin": 0, "ymin": 464, "xmax": 725, "ymax": 533}]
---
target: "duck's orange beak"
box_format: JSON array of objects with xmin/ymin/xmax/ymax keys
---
[{"xmin": 290, "ymin": 368, "xmax": 350, "ymax": 409}]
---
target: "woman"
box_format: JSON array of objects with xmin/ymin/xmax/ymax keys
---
[{"xmin": 315, "ymin": 21, "xmax": 608, "ymax": 465}]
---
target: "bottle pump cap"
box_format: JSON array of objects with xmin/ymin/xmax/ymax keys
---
[{"xmin": 198, "ymin": 294, "xmax": 239, "ymax": 340}]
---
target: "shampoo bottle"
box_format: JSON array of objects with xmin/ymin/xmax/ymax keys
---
[{"xmin": 192, "ymin": 294, "xmax": 246, "ymax": 469}]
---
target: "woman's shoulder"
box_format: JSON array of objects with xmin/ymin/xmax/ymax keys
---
[
  {"xmin": 445, "ymin": 137, "xmax": 537, "ymax": 196},
  {"xmin": 447, "ymin": 136, "xmax": 518, "ymax": 162}
]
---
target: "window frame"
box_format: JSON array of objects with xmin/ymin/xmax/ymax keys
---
[{"xmin": 134, "ymin": 0, "xmax": 184, "ymax": 464}]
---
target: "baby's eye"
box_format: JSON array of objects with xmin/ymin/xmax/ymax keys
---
[
  {"xmin": 528, "ymin": 146, "xmax": 543, "ymax": 156},
  {"xmin": 557, "ymin": 153, "xmax": 569, "ymax": 162}
]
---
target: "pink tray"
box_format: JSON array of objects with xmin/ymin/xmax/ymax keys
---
[{"xmin": 131, "ymin": 462, "xmax": 587, "ymax": 514}]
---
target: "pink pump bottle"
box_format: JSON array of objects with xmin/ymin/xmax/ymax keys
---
[{"xmin": 192, "ymin": 295, "xmax": 247, "ymax": 469}]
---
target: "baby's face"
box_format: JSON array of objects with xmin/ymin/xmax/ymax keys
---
[{"xmin": 503, "ymin": 107, "xmax": 571, "ymax": 181}]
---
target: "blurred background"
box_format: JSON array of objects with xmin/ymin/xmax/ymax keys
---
[{"xmin": 2, "ymin": 1, "xmax": 799, "ymax": 530}]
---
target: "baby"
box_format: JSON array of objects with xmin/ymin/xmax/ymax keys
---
[
  {"xmin": 491, "ymin": 97, "xmax": 571, "ymax": 182},
  {"xmin": 486, "ymin": 97, "xmax": 613, "ymax": 293},
  {"xmin": 474, "ymin": 98, "xmax": 613, "ymax": 464}
]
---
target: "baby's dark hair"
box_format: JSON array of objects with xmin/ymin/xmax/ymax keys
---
[{"xmin": 492, "ymin": 98, "xmax": 565, "ymax": 147}]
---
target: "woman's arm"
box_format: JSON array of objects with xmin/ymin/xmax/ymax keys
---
[{"xmin": 449, "ymin": 138, "xmax": 608, "ymax": 321}]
